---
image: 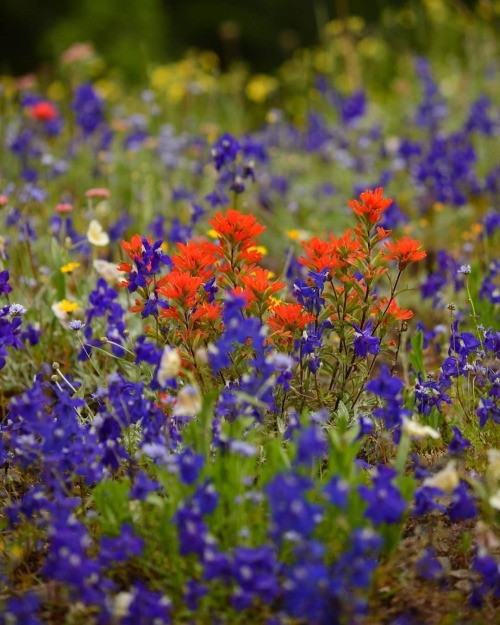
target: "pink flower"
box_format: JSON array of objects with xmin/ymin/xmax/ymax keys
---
[
  {"xmin": 15, "ymin": 74, "xmax": 37, "ymax": 90},
  {"xmin": 55, "ymin": 203, "xmax": 73, "ymax": 214},
  {"xmin": 60, "ymin": 42, "xmax": 94, "ymax": 65},
  {"xmin": 0, "ymin": 195, "xmax": 9, "ymax": 207},
  {"xmin": 85, "ymin": 188, "xmax": 110, "ymax": 199}
]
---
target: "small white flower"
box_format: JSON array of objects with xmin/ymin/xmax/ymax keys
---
[
  {"xmin": 8, "ymin": 303, "xmax": 27, "ymax": 316},
  {"xmin": 87, "ymin": 219, "xmax": 110, "ymax": 246},
  {"xmin": 113, "ymin": 591, "xmax": 134, "ymax": 618},
  {"xmin": 423, "ymin": 460, "xmax": 460, "ymax": 493},
  {"xmin": 157, "ymin": 347, "xmax": 181, "ymax": 387},
  {"xmin": 93, "ymin": 259, "xmax": 125, "ymax": 285},
  {"xmin": 489, "ymin": 490, "xmax": 500, "ymax": 511},
  {"xmin": 173, "ymin": 384, "xmax": 202, "ymax": 417},
  {"xmin": 458, "ymin": 264, "xmax": 471, "ymax": 275},
  {"xmin": 402, "ymin": 417, "xmax": 440, "ymax": 440},
  {"xmin": 68, "ymin": 320, "xmax": 85, "ymax": 331},
  {"xmin": 487, "ymin": 449, "xmax": 500, "ymax": 482}
]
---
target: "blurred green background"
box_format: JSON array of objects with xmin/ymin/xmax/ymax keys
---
[{"xmin": 0, "ymin": 0, "xmax": 486, "ymax": 80}]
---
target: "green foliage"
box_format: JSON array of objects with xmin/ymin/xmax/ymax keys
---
[
  {"xmin": 409, "ymin": 329, "xmax": 425, "ymax": 379},
  {"xmin": 92, "ymin": 478, "xmax": 132, "ymax": 534},
  {"xmin": 42, "ymin": 0, "xmax": 170, "ymax": 81}
]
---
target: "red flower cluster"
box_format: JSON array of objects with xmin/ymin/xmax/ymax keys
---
[
  {"xmin": 347, "ymin": 187, "xmax": 393, "ymax": 224},
  {"xmin": 383, "ymin": 236, "xmax": 427, "ymax": 270},
  {"xmin": 30, "ymin": 101, "xmax": 58, "ymax": 122}
]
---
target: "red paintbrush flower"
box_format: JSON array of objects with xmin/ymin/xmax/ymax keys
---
[
  {"xmin": 383, "ymin": 236, "xmax": 426, "ymax": 270},
  {"xmin": 172, "ymin": 241, "xmax": 218, "ymax": 281},
  {"xmin": 31, "ymin": 101, "xmax": 57, "ymax": 122},
  {"xmin": 158, "ymin": 271, "xmax": 203, "ymax": 308},
  {"xmin": 122, "ymin": 234, "xmax": 147, "ymax": 261},
  {"xmin": 298, "ymin": 237, "xmax": 339, "ymax": 273},
  {"xmin": 373, "ymin": 298, "xmax": 414, "ymax": 322},
  {"xmin": 329, "ymin": 229, "xmax": 366, "ymax": 266},
  {"xmin": 209, "ymin": 209, "xmax": 265, "ymax": 250},
  {"xmin": 268, "ymin": 302, "xmax": 315, "ymax": 332},
  {"xmin": 240, "ymin": 268, "xmax": 285, "ymax": 303},
  {"xmin": 347, "ymin": 187, "xmax": 393, "ymax": 224}
]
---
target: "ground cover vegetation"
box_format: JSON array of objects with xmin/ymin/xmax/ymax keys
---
[{"xmin": 0, "ymin": 3, "xmax": 499, "ymax": 624}]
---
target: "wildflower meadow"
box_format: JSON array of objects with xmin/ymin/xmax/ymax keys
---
[{"xmin": 0, "ymin": 4, "xmax": 499, "ymax": 625}]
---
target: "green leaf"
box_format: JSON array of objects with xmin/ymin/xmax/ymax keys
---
[
  {"xmin": 335, "ymin": 401, "xmax": 350, "ymax": 432},
  {"xmin": 409, "ymin": 330, "xmax": 424, "ymax": 377},
  {"xmin": 92, "ymin": 478, "xmax": 131, "ymax": 534},
  {"xmin": 50, "ymin": 239, "xmax": 66, "ymax": 300}
]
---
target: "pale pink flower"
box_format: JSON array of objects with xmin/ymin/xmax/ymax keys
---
[
  {"xmin": 85, "ymin": 188, "xmax": 110, "ymax": 199},
  {"xmin": 61, "ymin": 42, "xmax": 95, "ymax": 65},
  {"xmin": 55, "ymin": 203, "xmax": 73, "ymax": 214},
  {"xmin": 15, "ymin": 74, "xmax": 37, "ymax": 90}
]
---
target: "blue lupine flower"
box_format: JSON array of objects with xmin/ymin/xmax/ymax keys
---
[
  {"xmin": 265, "ymin": 472, "xmax": 322, "ymax": 541},
  {"xmin": 447, "ymin": 481, "xmax": 477, "ymax": 522},
  {"xmin": 296, "ymin": 424, "xmax": 327, "ymax": 466},
  {"xmin": 121, "ymin": 584, "xmax": 171, "ymax": 625},
  {"xmin": 184, "ymin": 579, "xmax": 208, "ymax": 611},
  {"xmin": 448, "ymin": 425, "xmax": 472, "ymax": 454},
  {"xmin": 465, "ymin": 96, "xmax": 496, "ymax": 136},
  {"xmin": 175, "ymin": 504, "xmax": 207, "ymax": 557},
  {"xmin": 178, "ymin": 450, "xmax": 204, "ymax": 485},
  {"xmin": 323, "ymin": 476, "xmax": 349, "ymax": 509},
  {"xmin": 0, "ymin": 270, "xmax": 13, "ymax": 297},
  {"xmin": 365, "ymin": 365, "xmax": 404, "ymax": 400},
  {"xmin": 359, "ymin": 466, "xmax": 407, "ymax": 525},
  {"xmin": 3, "ymin": 591, "xmax": 42, "ymax": 625},
  {"xmin": 99, "ymin": 524, "xmax": 144, "ymax": 566},
  {"xmin": 470, "ymin": 550, "xmax": 500, "ymax": 607},
  {"xmin": 477, "ymin": 397, "xmax": 500, "ymax": 428},
  {"xmin": 73, "ymin": 83, "xmax": 104, "ymax": 135},
  {"xmin": 232, "ymin": 545, "xmax": 279, "ymax": 610},
  {"xmin": 192, "ymin": 480, "xmax": 219, "ymax": 515},
  {"xmin": 416, "ymin": 548, "xmax": 444, "ymax": 581},
  {"xmin": 211, "ymin": 133, "xmax": 241, "ymax": 170},
  {"xmin": 352, "ymin": 320, "xmax": 380, "ymax": 358},
  {"xmin": 130, "ymin": 471, "xmax": 160, "ymax": 500}
]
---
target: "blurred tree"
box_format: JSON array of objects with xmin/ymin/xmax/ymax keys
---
[
  {"xmin": 0, "ymin": 0, "xmax": 169, "ymax": 80},
  {"xmin": 0, "ymin": 0, "xmax": 483, "ymax": 79},
  {"xmin": 42, "ymin": 0, "xmax": 170, "ymax": 80},
  {"xmin": 165, "ymin": 0, "xmax": 318, "ymax": 70},
  {"xmin": 0, "ymin": 0, "xmax": 71, "ymax": 75}
]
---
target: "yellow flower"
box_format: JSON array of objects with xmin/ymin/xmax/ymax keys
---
[
  {"xmin": 47, "ymin": 81, "xmax": 65, "ymax": 101},
  {"xmin": 286, "ymin": 229, "xmax": 311, "ymax": 242},
  {"xmin": 60, "ymin": 262, "xmax": 81, "ymax": 274},
  {"xmin": 52, "ymin": 299, "xmax": 80, "ymax": 327},
  {"xmin": 248, "ymin": 245, "xmax": 268, "ymax": 256},
  {"xmin": 245, "ymin": 75, "xmax": 278, "ymax": 103},
  {"xmin": 207, "ymin": 229, "xmax": 219, "ymax": 239},
  {"xmin": 167, "ymin": 82, "xmax": 186, "ymax": 104},
  {"xmin": 151, "ymin": 66, "xmax": 171, "ymax": 90},
  {"xmin": 10, "ymin": 544, "xmax": 24, "ymax": 560},
  {"xmin": 56, "ymin": 300, "xmax": 80, "ymax": 314}
]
